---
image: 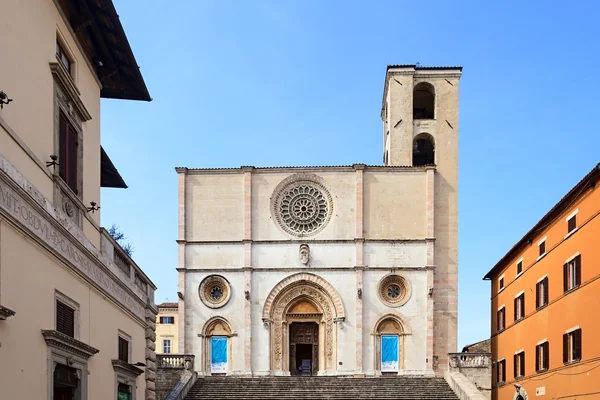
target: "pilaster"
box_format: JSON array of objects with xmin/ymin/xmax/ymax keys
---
[
  {"xmin": 242, "ymin": 166, "xmax": 253, "ymax": 373},
  {"xmin": 353, "ymin": 164, "xmax": 365, "ymax": 374},
  {"xmin": 426, "ymin": 167, "xmax": 435, "ymax": 265}
]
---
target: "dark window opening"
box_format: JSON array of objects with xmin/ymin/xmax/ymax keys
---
[
  {"xmin": 568, "ymin": 215, "xmax": 577, "ymax": 233},
  {"xmin": 517, "ymin": 261, "xmax": 523, "ymax": 275},
  {"xmin": 159, "ymin": 316, "xmax": 175, "ymax": 324},
  {"xmin": 59, "ymin": 111, "xmax": 79, "ymax": 194},
  {"xmin": 53, "ymin": 363, "xmax": 79, "ymax": 400},
  {"xmin": 412, "ymin": 134, "xmax": 435, "ymax": 166},
  {"xmin": 413, "ymin": 82, "xmax": 435, "ymax": 119},
  {"xmin": 56, "ymin": 41, "xmax": 72, "ymax": 75},
  {"xmin": 118, "ymin": 383, "xmax": 132, "ymax": 400},
  {"xmin": 118, "ymin": 336, "xmax": 129, "ymax": 362},
  {"xmin": 56, "ymin": 300, "xmax": 75, "ymax": 338},
  {"xmin": 499, "ymin": 277, "xmax": 504, "ymax": 290},
  {"xmin": 539, "ymin": 241, "xmax": 546, "ymax": 256}
]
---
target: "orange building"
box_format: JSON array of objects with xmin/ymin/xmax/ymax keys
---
[{"xmin": 483, "ymin": 163, "xmax": 600, "ymax": 400}]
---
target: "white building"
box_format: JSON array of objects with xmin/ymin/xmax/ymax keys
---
[{"xmin": 176, "ymin": 65, "xmax": 461, "ymax": 377}]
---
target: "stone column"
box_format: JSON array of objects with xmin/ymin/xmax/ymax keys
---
[
  {"xmin": 353, "ymin": 164, "xmax": 365, "ymax": 375},
  {"xmin": 242, "ymin": 167, "xmax": 253, "ymax": 374}
]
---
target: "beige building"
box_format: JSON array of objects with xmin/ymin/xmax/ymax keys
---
[
  {"xmin": 0, "ymin": 1, "xmax": 158, "ymax": 399},
  {"xmin": 156, "ymin": 302, "xmax": 179, "ymax": 354},
  {"xmin": 176, "ymin": 65, "xmax": 461, "ymax": 377}
]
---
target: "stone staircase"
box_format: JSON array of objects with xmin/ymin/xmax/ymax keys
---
[{"xmin": 184, "ymin": 376, "xmax": 459, "ymax": 399}]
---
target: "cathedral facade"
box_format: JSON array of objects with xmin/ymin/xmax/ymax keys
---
[{"xmin": 176, "ymin": 65, "xmax": 461, "ymax": 377}]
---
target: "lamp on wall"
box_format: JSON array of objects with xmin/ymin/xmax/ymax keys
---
[
  {"xmin": 0, "ymin": 91, "xmax": 12, "ymax": 109},
  {"xmin": 86, "ymin": 201, "xmax": 100, "ymax": 213},
  {"xmin": 46, "ymin": 155, "xmax": 59, "ymax": 169}
]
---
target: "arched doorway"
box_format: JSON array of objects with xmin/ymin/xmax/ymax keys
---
[
  {"xmin": 201, "ymin": 317, "xmax": 233, "ymax": 375},
  {"xmin": 372, "ymin": 314, "xmax": 409, "ymax": 373},
  {"xmin": 262, "ymin": 273, "xmax": 345, "ymax": 375}
]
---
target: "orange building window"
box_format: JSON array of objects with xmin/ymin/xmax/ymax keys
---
[
  {"xmin": 563, "ymin": 255, "xmax": 581, "ymax": 292},
  {"xmin": 563, "ymin": 329, "xmax": 582, "ymax": 364},
  {"xmin": 499, "ymin": 276, "xmax": 504, "ymax": 291},
  {"xmin": 536, "ymin": 342, "xmax": 549, "ymax": 372},
  {"xmin": 513, "ymin": 351, "xmax": 525, "ymax": 379},
  {"xmin": 497, "ymin": 359, "xmax": 506, "ymax": 383},
  {"xmin": 539, "ymin": 240, "xmax": 546, "ymax": 257},
  {"xmin": 536, "ymin": 277, "xmax": 549, "ymax": 309},
  {"xmin": 516, "ymin": 260, "xmax": 523, "ymax": 275},
  {"xmin": 567, "ymin": 214, "xmax": 577, "ymax": 233},
  {"xmin": 497, "ymin": 308, "xmax": 506, "ymax": 332},
  {"xmin": 514, "ymin": 293, "xmax": 525, "ymax": 322}
]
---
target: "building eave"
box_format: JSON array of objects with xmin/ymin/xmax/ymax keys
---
[
  {"xmin": 483, "ymin": 163, "xmax": 600, "ymax": 280},
  {"xmin": 100, "ymin": 146, "xmax": 127, "ymax": 188}
]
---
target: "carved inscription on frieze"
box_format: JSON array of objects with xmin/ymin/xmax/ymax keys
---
[{"xmin": 0, "ymin": 179, "xmax": 144, "ymax": 319}]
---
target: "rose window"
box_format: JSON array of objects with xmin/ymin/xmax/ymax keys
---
[
  {"xmin": 378, "ymin": 275, "xmax": 411, "ymax": 307},
  {"xmin": 199, "ymin": 275, "xmax": 231, "ymax": 308},
  {"xmin": 278, "ymin": 184, "xmax": 331, "ymax": 235}
]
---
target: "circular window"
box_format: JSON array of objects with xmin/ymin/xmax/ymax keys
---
[
  {"xmin": 378, "ymin": 275, "xmax": 411, "ymax": 307},
  {"xmin": 199, "ymin": 275, "xmax": 231, "ymax": 308},
  {"xmin": 271, "ymin": 174, "xmax": 333, "ymax": 237}
]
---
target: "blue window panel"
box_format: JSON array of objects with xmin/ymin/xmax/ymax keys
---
[
  {"xmin": 381, "ymin": 335, "xmax": 399, "ymax": 372},
  {"xmin": 211, "ymin": 336, "xmax": 228, "ymax": 373}
]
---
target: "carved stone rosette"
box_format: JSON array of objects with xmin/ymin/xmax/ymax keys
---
[
  {"xmin": 270, "ymin": 173, "xmax": 333, "ymax": 237},
  {"xmin": 199, "ymin": 275, "xmax": 231, "ymax": 309},
  {"xmin": 378, "ymin": 274, "xmax": 411, "ymax": 307}
]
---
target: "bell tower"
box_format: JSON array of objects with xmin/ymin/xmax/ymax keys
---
[{"xmin": 382, "ymin": 64, "xmax": 462, "ymax": 372}]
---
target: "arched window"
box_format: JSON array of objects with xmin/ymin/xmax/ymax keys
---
[
  {"xmin": 202, "ymin": 318, "xmax": 233, "ymax": 375},
  {"xmin": 413, "ymin": 133, "xmax": 435, "ymax": 166},
  {"xmin": 373, "ymin": 315, "xmax": 406, "ymax": 373},
  {"xmin": 413, "ymin": 82, "xmax": 435, "ymax": 119}
]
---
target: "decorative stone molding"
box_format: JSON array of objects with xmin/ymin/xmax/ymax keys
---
[
  {"xmin": 263, "ymin": 273, "xmax": 345, "ymax": 372},
  {"xmin": 111, "ymin": 359, "xmax": 145, "ymax": 377},
  {"xmin": 270, "ymin": 173, "xmax": 333, "ymax": 237},
  {"xmin": 49, "ymin": 62, "xmax": 92, "ymax": 122},
  {"xmin": 378, "ymin": 274, "xmax": 411, "ymax": 307},
  {"xmin": 0, "ymin": 305, "xmax": 16, "ymax": 320},
  {"xmin": 263, "ymin": 273, "xmax": 345, "ymax": 320},
  {"xmin": 41, "ymin": 330, "xmax": 99, "ymax": 358},
  {"xmin": 199, "ymin": 275, "xmax": 231, "ymax": 308},
  {"xmin": 145, "ymin": 306, "xmax": 158, "ymax": 400}
]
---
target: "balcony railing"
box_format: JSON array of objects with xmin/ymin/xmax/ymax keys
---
[
  {"xmin": 449, "ymin": 352, "xmax": 491, "ymax": 369},
  {"xmin": 157, "ymin": 354, "xmax": 195, "ymax": 370}
]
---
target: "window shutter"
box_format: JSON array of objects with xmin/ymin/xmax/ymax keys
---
[
  {"xmin": 563, "ymin": 263, "xmax": 569, "ymax": 292},
  {"xmin": 56, "ymin": 300, "xmax": 75, "ymax": 338},
  {"xmin": 521, "ymin": 352, "xmax": 525, "ymax": 377},
  {"xmin": 513, "ymin": 354, "xmax": 517, "ymax": 378},
  {"xmin": 502, "ymin": 309, "xmax": 506, "ymax": 329},
  {"xmin": 535, "ymin": 345, "xmax": 540, "ymax": 371},
  {"xmin": 575, "ymin": 255, "xmax": 581, "ymax": 286},
  {"xmin": 563, "ymin": 333, "xmax": 568, "ymax": 363},
  {"xmin": 536, "ymin": 283, "xmax": 540, "ymax": 309},
  {"xmin": 502, "ymin": 361, "xmax": 506, "ymax": 382},
  {"xmin": 520, "ymin": 294, "xmax": 525, "ymax": 318},
  {"xmin": 59, "ymin": 113, "xmax": 67, "ymax": 181},
  {"xmin": 118, "ymin": 337, "xmax": 129, "ymax": 362},
  {"xmin": 67, "ymin": 127, "xmax": 78, "ymax": 194},
  {"xmin": 574, "ymin": 329, "xmax": 582, "ymax": 360},
  {"xmin": 544, "ymin": 342, "xmax": 550, "ymax": 370},
  {"xmin": 544, "ymin": 278, "xmax": 549, "ymax": 305},
  {"xmin": 159, "ymin": 317, "xmax": 164, "ymax": 324},
  {"xmin": 514, "ymin": 298, "xmax": 517, "ymax": 321}
]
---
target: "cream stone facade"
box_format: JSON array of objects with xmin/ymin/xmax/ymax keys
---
[
  {"xmin": 156, "ymin": 303, "xmax": 179, "ymax": 354},
  {"xmin": 177, "ymin": 65, "xmax": 461, "ymax": 377},
  {"xmin": 0, "ymin": 1, "xmax": 158, "ymax": 399}
]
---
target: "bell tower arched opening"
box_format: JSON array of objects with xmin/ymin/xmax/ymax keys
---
[
  {"xmin": 413, "ymin": 133, "xmax": 435, "ymax": 166},
  {"xmin": 413, "ymin": 82, "xmax": 435, "ymax": 119}
]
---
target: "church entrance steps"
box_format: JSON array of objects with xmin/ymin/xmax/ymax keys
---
[{"xmin": 184, "ymin": 376, "xmax": 459, "ymax": 399}]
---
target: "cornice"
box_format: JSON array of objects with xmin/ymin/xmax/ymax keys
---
[
  {"xmin": 42, "ymin": 330, "xmax": 99, "ymax": 358},
  {"xmin": 0, "ymin": 305, "xmax": 16, "ymax": 320},
  {"xmin": 49, "ymin": 62, "xmax": 92, "ymax": 121},
  {"xmin": 111, "ymin": 359, "xmax": 145, "ymax": 377},
  {"xmin": 181, "ymin": 238, "xmax": 430, "ymax": 245}
]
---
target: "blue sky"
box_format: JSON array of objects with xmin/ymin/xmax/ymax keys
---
[{"xmin": 100, "ymin": 0, "xmax": 600, "ymax": 349}]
